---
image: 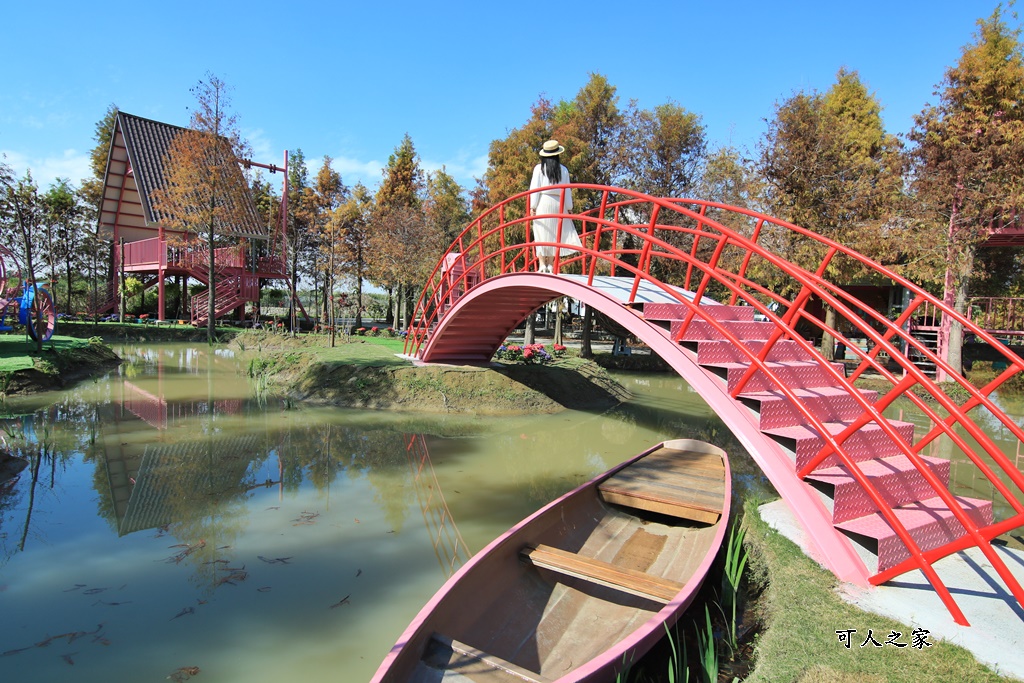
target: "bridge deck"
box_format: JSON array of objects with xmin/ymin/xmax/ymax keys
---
[{"xmin": 558, "ymin": 275, "xmax": 721, "ymax": 307}]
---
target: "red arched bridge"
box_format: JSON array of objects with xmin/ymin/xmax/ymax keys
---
[{"xmin": 401, "ymin": 183, "xmax": 1024, "ymax": 627}]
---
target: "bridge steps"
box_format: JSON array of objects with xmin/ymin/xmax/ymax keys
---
[
  {"xmin": 702, "ymin": 359, "xmax": 847, "ymax": 393},
  {"xmin": 643, "ymin": 302, "xmax": 996, "ymax": 574},
  {"xmin": 762, "ymin": 420, "xmax": 917, "ymax": 471}
]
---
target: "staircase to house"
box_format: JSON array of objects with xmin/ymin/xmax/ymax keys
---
[
  {"xmin": 642, "ymin": 302, "xmax": 995, "ymax": 575},
  {"xmin": 191, "ymin": 272, "xmax": 259, "ymax": 325}
]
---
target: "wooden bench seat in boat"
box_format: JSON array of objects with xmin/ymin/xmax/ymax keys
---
[
  {"xmin": 521, "ymin": 544, "xmax": 684, "ymax": 604},
  {"xmin": 425, "ymin": 632, "xmax": 552, "ymax": 683},
  {"xmin": 598, "ymin": 445, "xmax": 725, "ymax": 524}
]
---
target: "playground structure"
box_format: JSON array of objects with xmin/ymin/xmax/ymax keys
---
[
  {"xmin": 97, "ymin": 112, "xmax": 294, "ymax": 325},
  {"xmin": 403, "ymin": 183, "xmax": 1024, "ymax": 627},
  {"xmin": 0, "ymin": 245, "xmax": 56, "ymax": 341}
]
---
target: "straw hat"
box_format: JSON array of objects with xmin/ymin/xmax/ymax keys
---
[{"xmin": 539, "ymin": 140, "xmax": 565, "ymax": 157}]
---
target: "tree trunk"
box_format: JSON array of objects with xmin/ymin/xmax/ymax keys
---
[
  {"xmin": 524, "ymin": 311, "xmax": 535, "ymax": 346},
  {"xmin": 404, "ymin": 284, "xmax": 414, "ymax": 330},
  {"xmin": 580, "ymin": 306, "xmax": 594, "ymax": 358},
  {"xmin": 947, "ymin": 245, "xmax": 976, "ymax": 379},
  {"xmin": 821, "ymin": 305, "xmax": 837, "ymax": 361},
  {"xmin": 554, "ymin": 298, "xmax": 563, "ymax": 346},
  {"xmin": 65, "ymin": 259, "xmax": 73, "ymax": 316},
  {"xmin": 207, "ymin": 228, "xmax": 215, "ymax": 344}
]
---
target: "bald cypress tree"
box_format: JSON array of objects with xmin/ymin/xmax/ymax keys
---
[{"xmin": 909, "ymin": 6, "xmax": 1024, "ymax": 375}]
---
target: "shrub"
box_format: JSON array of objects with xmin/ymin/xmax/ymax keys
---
[
  {"xmin": 523, "ymin": 343, "xmax": 552, "ymax": 364},
  {"xmin": 553, "ymin": 343, "xmax": 567, "ymax": 358},
  {"xmin": 495, "ymin": 343, "xmax": 553, "ymax": 364},
  {"xmin": 495, "ymin": 344, "xmax": 523, "ymax": 362},
  {"xmin": 355, "ymin": 327, "xmax": 366, "ymax": 336}
]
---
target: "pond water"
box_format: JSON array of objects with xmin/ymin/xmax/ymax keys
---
[
  {"xmin": 0, "ymin": 344, "xmax": 747, "ymax": 683},
  {"xmin": 0, "ymin": 344, "xmax": 1019, "ymax": 682}
]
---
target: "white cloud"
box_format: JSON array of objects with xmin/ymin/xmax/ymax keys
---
[
  {"xmin": 243, "ymin": 127, "xmax": 277, "ymax": 165},
  {"xmin": 421, "ymin": 152, "xmax": 488, "ymax": 189},
  {"xmin": 0, "ymin": 148, "xmax": 92, "ymax": 189},
  {"xmin": 330, "ymin": 156, "xmax": 384, "ymax": 189}
]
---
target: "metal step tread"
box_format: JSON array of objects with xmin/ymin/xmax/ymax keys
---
[
  {"xmin": 805, "ymin": 454, "xmax": 952, "ymax": 523},
  {"xmin": 835, "ymin": 495, "xmax": 995, "ymax": 572},
  {"xmin": 642, "ymin": 303, "xmax": 755, "ymax": 323},
  {"xmin": 762, "ymin": 419, "xmax": 917, "ymax": 470},
  {"xmin": 694, "ymin": 338, "xmax": 816, "ymax": 364}
]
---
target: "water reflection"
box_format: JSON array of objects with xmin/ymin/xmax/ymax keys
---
[
  {"xmin": 7, "ymin": 344, "xmax": 639, "ymax": 682},
  {"xmin": 3, "ymin": 344, "xmax": 1019, "ymax": 682}
]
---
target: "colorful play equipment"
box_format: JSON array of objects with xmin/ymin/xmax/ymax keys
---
[
  {"xmin": 403, "ymin": 183, "xmax": 1024, "ymax": 627},
  {"xmin": 0, "ymin": 245, "xmax": 56, "ymax": 341}
]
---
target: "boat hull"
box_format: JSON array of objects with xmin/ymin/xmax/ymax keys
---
[{"xmin": 372, "ymin": 438, "xmax": 731, "ymax": 683}]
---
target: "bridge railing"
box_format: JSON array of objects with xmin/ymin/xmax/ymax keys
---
[{"xmin": 404, "ymin": 183, "xmax": 1024, "ymax": 625}]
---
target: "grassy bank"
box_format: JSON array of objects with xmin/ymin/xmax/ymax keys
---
[
  {"xmin": 0, "ymin": 334, "xmax": 121, "ymax": 394},
  {"xmin": 739, "ymin": 500, "xmax": 1006, "ymax": 683},
  {"xmin": 234, "ymin": 331, "xmax": 631, "ymax": 414}
]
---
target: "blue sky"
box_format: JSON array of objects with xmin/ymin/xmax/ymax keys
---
[{"xmin": 1, "ymin": 0, "xmax": 1010, "ymax": 196}]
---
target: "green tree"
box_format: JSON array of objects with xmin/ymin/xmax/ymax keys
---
[
  {"xmin": 371, "ymin": 134, "xmax": 429, "ymax": 326},
  {"xmin": 309, "ymin": 156, "xmax": 347, "ymax": 336},
  {"xmin": 337, "ymin": 183, "xmax": 373, "ymax": 329},
  {"xmin": 758, "ymin": 69, "xmax": 902, "ymax": 358},
  {"xmin": 150, "ymin": 74, "xmax": 252, "ymax": 343},
  {"xmin": 285, "ymin": 148, "xmax": 311, "ymax": 333},
  {"xmin": 617, "ymin": 100, "xmax": 706, "ymax": 197},
  {"xmin": 42, "ymin": 179, "xmax": 89, "ymax": 314},
  {"xmin": 425, "ymin": 167, "xmax": 470, "ymax": 249},
  {"xmin": 0, "ymin": 163, "xmax": 46, "ymax": 351},
  {"xmin": 483, "ymin": 97, "xmax": 555, "ymax": 220},
  {"xmin": 80, "ymin": 103, "xmax": 119, "ymax": 210},
  {"xmin": 80, "ymin": 105, "xmax": 119, "ymax": 316},
  {"xmin": 909, "ymin": 6, "xmax": 1024, "ymax": 375}
]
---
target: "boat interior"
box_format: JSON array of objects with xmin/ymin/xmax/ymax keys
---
[{"xmin": 395, "ymin": 443, "xmax": 727, "ymax": 683}]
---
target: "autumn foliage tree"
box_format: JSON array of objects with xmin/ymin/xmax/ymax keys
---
[
  {"xmin": 758, "ymin": 69, "xmax": 902, "ymax": 358},
  {"xmin": 151, "ymin": 74, "xmax": 253, "ymax": 343},
  {"xmin": 909, "ymin": 6, "xmax": 1024, "ymax": 374},
  {"xmin": 370, "ymin": 134, "xmax": 433, "ymax": 326}
]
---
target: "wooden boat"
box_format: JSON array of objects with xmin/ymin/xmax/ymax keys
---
[{"xmin": 371, "ymin": 438, "xmax": 731, "ymax": 683}]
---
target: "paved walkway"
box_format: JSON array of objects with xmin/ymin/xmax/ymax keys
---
[{"xmin": 760, "ymin": 499, "xmax": 1024, "ymax": 680}]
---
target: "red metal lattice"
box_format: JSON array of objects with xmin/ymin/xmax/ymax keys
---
[{"xmin": 402, "ymin": 184, "xmax": 1024, "ymax": 626}]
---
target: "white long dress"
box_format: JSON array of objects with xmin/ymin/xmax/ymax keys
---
[{"xmin": 529, "ymin": 163, "xmax": 583, "ymax": 257}]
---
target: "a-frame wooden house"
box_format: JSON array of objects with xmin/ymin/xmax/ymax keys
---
[{"xmin": 97, "ymin": 111, "xmax": 291, "ymax": 323}]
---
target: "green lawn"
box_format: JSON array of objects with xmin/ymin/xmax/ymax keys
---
[
  {"xmin": 0, "ymin": 335, "xmax": 93, "ymax": 373},
  {"xmin": 741, "ymin": 499, "xmax": 1006, "ymax": 683}
]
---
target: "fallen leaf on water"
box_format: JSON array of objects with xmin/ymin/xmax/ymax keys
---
[
  {"xmin": 329, "ymin": 595, "xmax": 351, "ymax": 609},
  {"xmin": 171, "ymin": 607, "xmax": 195, "ymax": 621},
  {"xmin": 168, "ymin": 665, "xmax": 201, "ymax": 682}
]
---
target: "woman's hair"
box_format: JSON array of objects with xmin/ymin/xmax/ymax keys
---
[{"xmin": 541, "ymin": 155, "xmax": 561, "ymax": 184}]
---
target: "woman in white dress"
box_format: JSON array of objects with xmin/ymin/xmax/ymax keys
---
[{"xmin": 529, "ymin": 139, "xmax": 583, "ymax": 273}]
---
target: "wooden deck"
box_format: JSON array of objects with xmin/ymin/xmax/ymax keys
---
[{"xmin": 598, "ymin": 446, "xmax": 726, "ymax": 524}]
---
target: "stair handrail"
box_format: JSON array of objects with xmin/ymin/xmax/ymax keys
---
[{"xmin": 402, "ymin": 183, "xmax": 1024, "ymax": 625}]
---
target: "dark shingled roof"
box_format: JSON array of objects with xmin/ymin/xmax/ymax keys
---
[{"xmin": 114, "ymin": 111, "xmax": 266, "ymax": 237}]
